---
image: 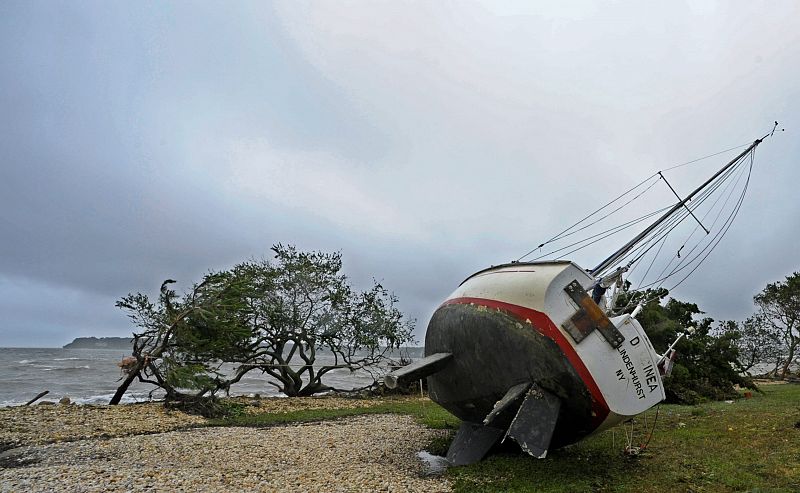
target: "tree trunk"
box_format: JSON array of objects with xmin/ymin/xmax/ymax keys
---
[
  {"xmin": 297, "ymin": 382, "xmax": 331, "ymax": 396},
  {"xmin": 781, "ymin": 342, "xmax": 796, "ymax": 379},
  {"xmin": 110, "ymin": 369, "xmax": 140, "ymax": 405}
]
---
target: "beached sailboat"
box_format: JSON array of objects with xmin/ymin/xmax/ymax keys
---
[{"xmin": 386, "ymin": 125, "xmax": 780, "ymax": 464}]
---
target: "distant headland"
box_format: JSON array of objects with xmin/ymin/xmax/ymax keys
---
[{"xmin": 63, "ymin": 337, "xmax": 133, "ymax": 349}]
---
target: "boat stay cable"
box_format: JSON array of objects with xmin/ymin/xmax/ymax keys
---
[
  {"xmin": 516, "ymin": 139, "xmax": 757, "ymax": 264},
  {"xmin": 515, "ymin": 123, "xmax": 781, "ymax": 299}
]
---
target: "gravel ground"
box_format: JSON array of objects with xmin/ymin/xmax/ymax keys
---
[
  {"xmin": 0, "ymin": 414, "xmax": 450, "ymax": 492},
  {"xmin": 0, "ymin": 396, "xmax": 429, "ymax": 449},
  {"xmin": 0, "ymin": 402, "xmax": 206, "ymax": 449}
]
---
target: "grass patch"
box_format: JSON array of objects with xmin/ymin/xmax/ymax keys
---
[
  {"xmin": 208, "ymin": 397, "xmax": 459, "ymax": 430},
  {"xmin": 448, "ymin": 384, "xmax": 800, "ymax": 493}
]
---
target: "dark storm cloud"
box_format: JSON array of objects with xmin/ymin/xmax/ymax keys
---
[{"xmin": 1, "ymin": 1, "xmax": 799, "ymax": 347}]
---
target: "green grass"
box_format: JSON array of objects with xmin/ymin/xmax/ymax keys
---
[
  {"xmin": 447, "ymin": 384, "xmax": 800, "ymax": 493},
  {"xmin": 208, "ymin": 397, "xmax": 459, "ymax": 430},
  {"xmin": 209, "ymin": 385, "xmax": 800, "ymax": 492}
]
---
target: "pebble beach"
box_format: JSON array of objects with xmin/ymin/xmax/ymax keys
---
[{"xmin": 0, "ymin": 399, "xmax": 451, "ymax": 492}]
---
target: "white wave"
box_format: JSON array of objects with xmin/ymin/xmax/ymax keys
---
[
  {"xmin": 52, "ymin": 357, "xmax": 84, "ymax": 361},
  {"xmin": 0, "ymin": 400, "xmax": 26, "ymax": 407},
  {"xmin": 17, "ymin": 359, "xmax": 33, "ymax": 364},
  {"xmin": 0, "ymin": 391, "xmax": 165, "ymax": 407},
  {"xmin": 71, "ymin": 393, "xmax": 158, "ymax": 405}
]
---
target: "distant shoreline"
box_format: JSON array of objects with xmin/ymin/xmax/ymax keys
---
[{"xmin": 62, "ymin": 337, "xmax": 133, "ymax": 350}]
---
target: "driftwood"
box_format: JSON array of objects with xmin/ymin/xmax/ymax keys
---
[{"xmin": 24, "ymin": 390, "xmax": 49, "ymax": 406}]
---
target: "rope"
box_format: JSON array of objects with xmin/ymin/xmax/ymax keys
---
[{"xmin": 640, "ymin": 404, "xmax": 661, "ymax": 450}]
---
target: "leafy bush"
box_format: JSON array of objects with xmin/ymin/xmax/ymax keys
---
[{"xmin": 616, "ymin": 289, "xmax": 756, "ymax": 404}]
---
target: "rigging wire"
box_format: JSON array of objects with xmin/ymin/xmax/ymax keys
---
[
  {"xmin": 648, "ymin": 157, "xmax": 751, "ymax": 286},
  {"xmin": 655, "ymin": 156, "xmax": 752, "ymax": 283},
  {"xmin": 620, "ymin": 163, "xmax": 742, "ymax": 275},
  {"xmin": 528, "ymin": 205, "xmax": 671, "ymax": 261},
  {"xmin": 660, "ymin": 142, "xmax": 751, "ymax": 172},
  {"xmin": 551, "ymin": 163, "xmax": 731, "ymax": 274},
  {"xmin": 611, "ymin": 148, "xmax": 754, "ymax": 310},
  {"xmin": 517, "ymin": 140, "xmax": 755, "ymax": 262},
  {"xmin": 532, "ymin": 175, "xmax": 664, "ymax": 248},
  {"xmin": 635, "ymin": 124, "xmax": 779, "ymax": 292},
  {"xmin": 556, "ymin": 160, "xmax": 746, "ymax": 270},
  {"xmin": 627, "ymin": 169, "xmax": 745, "ymax": 288},
  {"xmin": 636, "ymin": 234, "xmax": 668, "ymax": 287},
  {"xmin": 614, "ymin": 148, "xmax": 752, "ymax": 275},
  {"xmin": 516, "ymin": 173, "xmax": 660, "ymax": 261},
  {"xmin": 515, "ymin": 129, "xmax": 769, "ymax": 298},
  {"xmin": 542, "ymin": 206, "xmax": 673, "ymax": 261},
  {"xmin": 636, "ymin": 152, "xmax": 754, "ymax": 290},
  {"xmin": 539, "ymin": 161, "xmax": 736, "ymax": 277},
  {"xmin": 665, "ymin": 152, "xmax": 754, "ymax": 291}
]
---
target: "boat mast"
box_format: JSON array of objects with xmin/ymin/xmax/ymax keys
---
[{"xmin": 589, "ymin": 137, "xmax": 764, "ymax": 276}]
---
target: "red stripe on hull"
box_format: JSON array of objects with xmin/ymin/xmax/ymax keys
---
[{"xmin": 441, "ymin": 297, "xmax": 610, "ymax": 429}]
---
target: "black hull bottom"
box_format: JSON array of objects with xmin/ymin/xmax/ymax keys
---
[{"xmin": 425, "ymin": 302, "xmax": 598, "ymax": 449}]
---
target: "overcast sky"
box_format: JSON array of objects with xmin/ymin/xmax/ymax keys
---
[{"xmin": 1, "ymin": 1, "xmax": 799, "ymax": 347}]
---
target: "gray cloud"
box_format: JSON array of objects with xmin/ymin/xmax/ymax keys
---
[{"xmin": 1, "ymin": 1, "xmax": 799, "ymax": 346}]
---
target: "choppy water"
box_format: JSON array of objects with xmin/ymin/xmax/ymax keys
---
[{"xmin": 0, "ymin": 347, "xmax": 423, "ymax": 406}]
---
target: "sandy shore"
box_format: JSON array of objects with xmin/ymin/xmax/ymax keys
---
[{"xmin": 0, "ymin": 399, "xmax": 450, "ymax": 492}]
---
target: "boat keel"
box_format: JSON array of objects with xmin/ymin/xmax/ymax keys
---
[
  {"xmin": 446, "ymin": 421, "xmax": 505, "ymax": 466},
  {"xmin": 504, "ymin": 383, "xmax": 561, "ymax": 458},
  {"xmin": 446, "ymin": 383, "xmax": 563, "ymax": 464}
]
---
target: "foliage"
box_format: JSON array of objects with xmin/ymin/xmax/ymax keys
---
[
  {"xmin": 716, "ymin": 316, "xmax": 783, "ymax": 376},
  {"xmin": 203, "ymin": 244, "xmax": 415, "ymax": 396},
  {"xmin": 111, "ymin": 276, "xmax": 256, "ymax": 410},
  {"xmin": 615, "ymin": 289, "xmax": 755, "ymax": 404},
  {"xmin": 112, "ymin": 245, "xmax": 415, "ymax": 407},
  {"xmin": 753, "ymin": 271, "xmax": 800, "ymax": 378}
]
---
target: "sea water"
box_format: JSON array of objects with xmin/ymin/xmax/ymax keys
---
[{"xmin": 0, "ymin": 347, "xmax": 423, "ymax": 406}]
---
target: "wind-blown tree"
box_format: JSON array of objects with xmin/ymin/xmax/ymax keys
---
[
  {"xmin": 226, "ymin": 245, "xmax": 415, "ymax": 396},
  {"xmin": 753, "ymin": 272, "xmax": 800, "ymax": 378},
  {"xmin": 112, "ymin": 245, "xmax": 415, "ymax": 406},
  {"xmin": 110, "ymin": 275, "xmax": 256, "ymax": 408},
  {"xmin": 717, "ymin": 316, "xmax": 783, "ymax": 376}
]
